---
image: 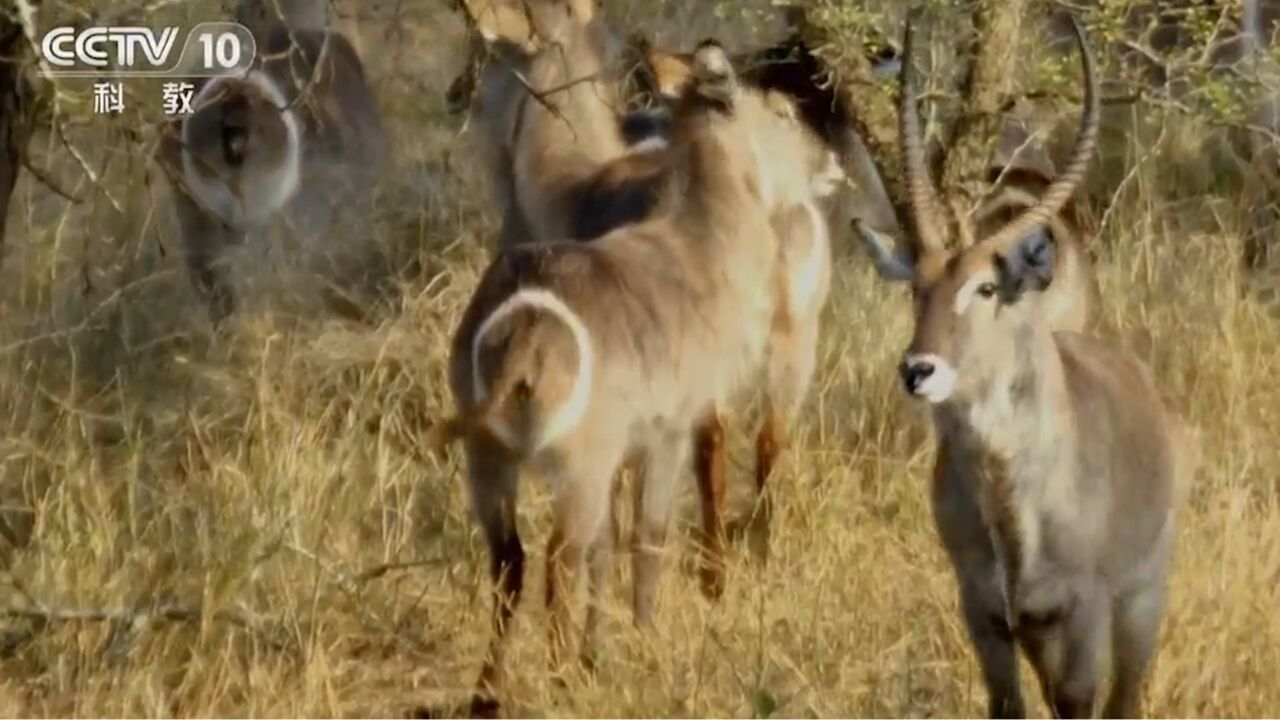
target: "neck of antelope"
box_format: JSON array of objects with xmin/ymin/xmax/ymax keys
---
[
  {"xmin": 671, "ymin": 119, "xmax": 778, "ymax": 275},
  {"xmin": 936, "ymin": 324, "xmax": 1076, "ymax": 608},
  {"xmin": 520, "ymin": 33, "xmax": 626, "ymax": 169}
]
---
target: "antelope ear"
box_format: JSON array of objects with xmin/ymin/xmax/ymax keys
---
[
  {"xmin": 854, "ymin": 219, "xmax": 915, "ymax": 283},
  {"xmin": 691, "ymin": 40, "xmax": 738, "ymax": 107},
  {"xmin": 995, "ymin": 227, "xmax": 1055, "ymax": 301},
  {"xmin": 645, "ymin": 48, "xmax": 695, "ymax": 101},
  {"xmin": 458, "ymin": 0, "xmax": 543, "ymax": 50},
  {"xmin": 568, "ymin": 0, "xmax": 598, "ymax": 22}
]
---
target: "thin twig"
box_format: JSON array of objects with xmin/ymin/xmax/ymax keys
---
[
  {"xmin": 285, "ymin": 543, "xmax": 437, "ymax": 655},
  {"xmin": 2, "ymin": 600, "xmax": 291, "ymax": 653},
  {"xmin": 20, "ymin": 155, "xmax": 81, "ymax": 203},
  {"xmin": 354, "ymin": 557, "xmax": 447, "ymax": 583},
  {"xmin": 510, "ymin": 67, "xmax": 599, "ymax": 136},
  {"xmin": 54, "ymin": 118, "xmax": 124, "ymax": 214}
]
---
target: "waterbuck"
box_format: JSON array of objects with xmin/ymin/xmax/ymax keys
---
[
  {"xmin": 452, "ymin": 0, "xmax": 850, "ymax": 595},
  {"xmin": 450, "ymin": 0, "xmax": 897, "ymax": 249},
  {"xmin": 161, "ymin": 18, "xmax": 386, "ymax": 321},
  {"xmin": 863, "ymin": 14, "xmax": 1192, "ymax": 717},
  {"xmin": 635, "ymin": 41, "xmax": 849, "ymax": 589},
  {"xmin": 452, "ymin": 0, "xmax": 672, "ymax": 247},
  {"xmin": 437, "ymin": 41, "xmax": 836, "ymax": 715}
]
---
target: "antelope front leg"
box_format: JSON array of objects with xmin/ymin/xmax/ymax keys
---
[
  {"xmin": 958, "ymin": 577, "xmax": 1026, "ymax": 719},
  {"xmin": 1103, "ymin": 582, "xmax": 1165, "ymax": 718},
  {"xmin": 693, "ymin": 411, "xmax": 727, "ymax": 600},
  {"xmin": 462, "ymin": 439, "xmax": 525, "ymax": 718},
  {"xmin": 752, "ymin": 316, "xmax": 820, "ymax": 560},
  {"xmin": 935, "ymin": 457, "xmax": 1026, "ymax": 719},
  {"xmin": 545, "ymin": 527, "xmax": 583, "ymax": 675},
  {"xmin": 175, "ymin": 190, "xmax": 240, "ymax": 324},
  {"xmin": 1022, "ymin": 582, "xmax": 1108, "ymax": 719},
  {"xmin": 751, "ymin": 411, "xmax": 782, "ymax": 558}
]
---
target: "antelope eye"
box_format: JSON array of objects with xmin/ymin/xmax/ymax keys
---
[{"xmin": 977, "ymin": 282, "xmax": 997, "ymax": 299}]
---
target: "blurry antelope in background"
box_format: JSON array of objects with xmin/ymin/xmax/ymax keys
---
[
  {"xmin": 436, "ymin": 41, "xmax": 839, "ymax": 715},
  {"xmin": 449, "ymin": 0, "xmax": 677, "ymax": 247},
  {"xmin": 859, "ymin": 10, "xmax": 1193, "ymax": 717},
  {"xmin": 161, "ymin": 5, "xmax": 386, "ymax": 321},
  {"xmin": 0, "ymin": 16, "xmax": 30, "ymax": 261},
  {"xmin": 448, "ymin": 0, "xmax": 906, "ymax": 248}
]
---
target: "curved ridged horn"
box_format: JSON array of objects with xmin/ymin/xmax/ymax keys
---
[
  {"xmin": 899, "ymin": 11, "xmax": 946, "ymax": 254},
  {"xmin": 984, "ymin": 14, "xmax": 1099, "ymax": 251}
]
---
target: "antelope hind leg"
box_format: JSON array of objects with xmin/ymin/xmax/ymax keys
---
[
  {"xmin": 581, "ymin": 480, "xmax": 621, "ymax": 672},
  {"xmin": 462, "ymin": 438, "xmax": 525, "ymax": 719},
  {"xmin": 692, "ymin": 410, "xmax": 727, "ymax": 600},
  {"xmin": 632, "ymin": 429, "xmax": 691, "ymax": 626},
  {"xmin": 544, "ymin": 438, "xmax": 622, "ymax": 677}
]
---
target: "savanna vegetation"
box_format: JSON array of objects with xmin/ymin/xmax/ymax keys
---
[{"xmin": 0, "ymin": 0, "xmax": 1278, "ymax": 716}]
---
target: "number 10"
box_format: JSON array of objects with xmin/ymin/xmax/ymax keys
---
[{"xmin": 198, "ymin": 32, "xmax": 242, "ymax": 69}]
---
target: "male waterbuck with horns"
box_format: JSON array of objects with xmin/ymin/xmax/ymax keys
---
[
  {"xmin": 161, "ymin": 13, "xmax": 386, "ymax": 321},
  {"xmin": 437, "ymin": 41, "xmax": 837, "ymax": 715},
  {"xmin": 861, "ymin": 13, "xmax": 1193, "ymax": 717}
]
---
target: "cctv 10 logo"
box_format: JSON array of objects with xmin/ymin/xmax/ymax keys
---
[{"xmin": 40, "ymin": 22, "xmax": 257, "ymax": 77}]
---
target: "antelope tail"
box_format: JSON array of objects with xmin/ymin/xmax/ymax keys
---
[{"xmin": 427, "ymin": 395, "xmax": 501, "ymax": 456}]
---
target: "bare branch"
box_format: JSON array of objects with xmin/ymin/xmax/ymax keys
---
[
  {"xmin": 354, "ymin": 557, "xmax": 448, "ymax": 583},
  {"xmin": 285, "ymin": 543, "xmax": 438, "ymax": 655},
  {"xmin": 20, "ymin": 155, "xmax": 81, "ymax": 203},
  {"xmin": 2, "ymin": 600, "xmax": 292, "ymax": 653},
  {"xmin": 510, "ymin": 67, "xmax": 598, "ymax": 138}
]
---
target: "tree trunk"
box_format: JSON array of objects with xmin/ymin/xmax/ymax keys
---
[{"xmin": 0, "ymin": 17, "xmax": 27, "ymax": 258}]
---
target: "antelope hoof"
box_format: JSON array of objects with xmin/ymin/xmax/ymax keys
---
[
  {"xmin": 467, "ymin": 695, "xmax": 501, "ymax": 719},
  {"xmin": 698, "ymin": 553, "xmax": 725, "ymax": 600},
  {"xmin": 725, "ymin": 506, "xmax": 772, "ymax": 564}
]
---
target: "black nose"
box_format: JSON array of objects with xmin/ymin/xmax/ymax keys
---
[{"xmin": 899, "ymin": 359, "xmax": 935, "ymax": 394}]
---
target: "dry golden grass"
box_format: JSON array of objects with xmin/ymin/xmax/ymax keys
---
[{"xmin": 1, "ymin": 3, "xmax": 1279, "ymax": 717}]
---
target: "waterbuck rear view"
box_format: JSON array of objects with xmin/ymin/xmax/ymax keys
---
[
  {"xmin": 161, "ymin": 18, "xmax": 387, "ymax": 321},
  {"xmin": 864, "ymin": 12, "xmax": 1193, "ymax": 717},
  {"xmin": 437, "ymin": 41, "xmax": 836, "ymax": 716}
]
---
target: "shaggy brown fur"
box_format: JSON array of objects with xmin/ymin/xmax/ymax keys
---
[
  {"xmin": 865, "ymin": 14, "xmax": 1192, "ymax": 718},
  {"xmin": 439, "ymin": 42, "xmax": 835, "ymax": 715}
]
